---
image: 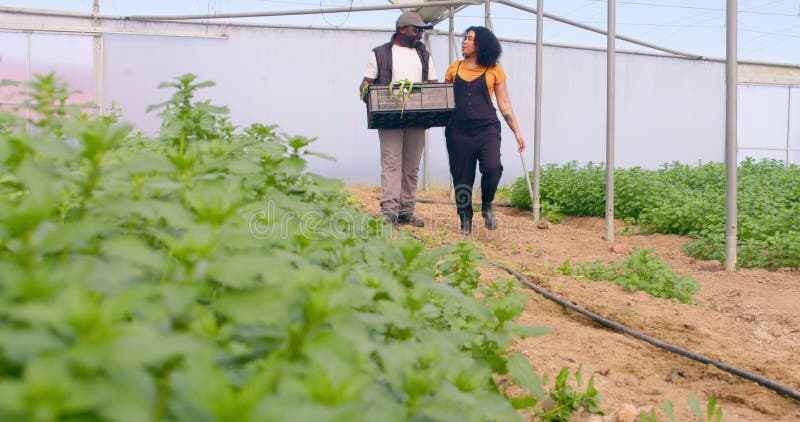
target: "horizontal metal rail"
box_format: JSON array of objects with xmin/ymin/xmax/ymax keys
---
[
  {"xmin": 738, "ymin": 146, "xmax": 800, "ymax": 151},
  {"xmin": 0, "ymin": 24, "xmax": 227, "ymax": 38},
  {"xmin": 9, "ymin": 4, "xmax": 800, "ymax": 66},
  {"xmin": 125, "ymin": 0, "xmax": 482, "ymax": 21},
  {"xmin": 494, "ymin": 0, "xmax": 701, "ymax": 59}
]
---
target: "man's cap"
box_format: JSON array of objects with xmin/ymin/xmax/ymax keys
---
[{"xmin": 396, "ymin": 11, "xmax": 433, "ymax": 29}]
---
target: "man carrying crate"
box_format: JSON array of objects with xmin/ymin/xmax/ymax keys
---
[{"xmin": 360, "ymin": 11, "xmax": 438, "ymax": 227}]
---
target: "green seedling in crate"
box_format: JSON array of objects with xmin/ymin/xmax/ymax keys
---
[{"xmin": 390, "ymin": 78, "xmax": 421, "ymax": 118}]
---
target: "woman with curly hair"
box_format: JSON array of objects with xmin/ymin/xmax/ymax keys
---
[{"xmin": 445, "ymin": 26, "xmax": 526, "ymax": 235}]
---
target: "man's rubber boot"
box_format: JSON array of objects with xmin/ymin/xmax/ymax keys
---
[
  {"xmin": 383, "ymin": 213, "xmax": 399, "ymax": 227},
  {"xmin": 482, "ymin": 203, "xmax": 498, "ymax": 230},
  {"xmin": 398, "ymin": 213, "xmax": 424, "ymax": 227},
  {"xmin": 459, "ymin": 214, "xmax": 472, "ymax": 235}
]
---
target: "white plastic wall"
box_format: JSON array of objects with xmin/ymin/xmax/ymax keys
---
[
  {"xmin": 2, "ymin": 14, "xmax": 798, "ymax": 188},
  {"xmin": 738, "ymin": 84, "xmax": 791, "ymax": 162},
  {"xmin": 0, "ymin": 31, "xmax": 94, "ymax": 106},
  {"xmin": 0, "ymin": 32, "xmax": 28, "ymax": 104},
  {"xmin": 790, "ymin": 87, "xmax": 800, "ymax": 164},
  {"xmin": 104, "ymin": 24, "xmax": 732, "ymax": 187}
]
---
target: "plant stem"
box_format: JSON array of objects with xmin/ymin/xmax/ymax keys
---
[{"xmin": 153, "ymin": 375, "xmax": 170, "ymax": 422}]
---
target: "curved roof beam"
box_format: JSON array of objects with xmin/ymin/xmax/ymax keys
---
[
  {"xmin": 124, "ymin": 0, "xmax": 701, "ymax": 59},
  {"xmin": 496, "ymin": 0, "xmax": 701, "ymax": 59},
  {"xmin": 126, "ymin": 1, "xmax": 481, "ymax": 21},
  {"xmin": 388, "ymin": 0, "xmax": 471, "ymax": 25}
]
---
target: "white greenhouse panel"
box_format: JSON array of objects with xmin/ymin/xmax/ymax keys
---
[
  {"xmin": 0, "ymin": 32, "xmax": 28, "ymax": 103},
  {"xmin": 738, "ymin": 84, "xmax": 789, "ymax": 152},
  {"xmin": 30, "ymin": 34, "xmax": 94, "ymax": 105},
  {"xmin": 790, "ymin": 87, "xmax": 800, "ymax": 149},
  {"xmin": 737, "ymin": 149, "xmax": 786, "ymax": 163},
  {"xmin": 90, "ymin": 20, "xmax": 786, "ymax": 185},
  {"xmin": 104, "ymin": 33, "xmax": 230, "ymax": 133},
  {"xmin": 611, "ymin": 54, "xmax": 724, "ymax": 169},
  {"xmin": 103, "ymin": 26, "xmax": 729, "ymax": 186}
]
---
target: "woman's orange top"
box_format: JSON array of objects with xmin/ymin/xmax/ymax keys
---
[{"xmin": 445, "ymin": 60, "xmax": 507, "ymax": 98}]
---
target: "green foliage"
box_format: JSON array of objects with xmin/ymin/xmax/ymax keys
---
[
  {"xmin": 510, "ymin": 160, "xmax": 800, "ymax": 269},
  {"xmin": 555, "ymin": 259, "xmax": 573, "ymax": 276},
  {"xmin": 388, "ymin": 79, "xmax": 420, "ymax": 118},
  {"xmin": 25, "ymin": 73, "xmax": 94, "ymax": 138},
  {"xmin": 689, "ymin": 393, "xmax": 723, "ymax": 422},
  {"xmin": 510, "ymin": 162, "xmax": 606, "ymax": 218},
  {"xmin": 0, "ymin": 73, "xmax": 553, "ymax": 421},
  {"xmin": 538, "ymin": 366, "xmax": 602, "ymax": 421},
  {"xmin": 506, "ymin": 188, "xmax": 563, "ymax": 224},
  {"xmin": 567, "ymin": 249, "xmax": 700, "ymax": 304},
  {"xmin": 638, "ymin": 395, "xmax": 722, "ymax": 421},
  {"xmin": 506, "ymin": 363, "xmax": 602, "ymax": 421},
  {"xmin": 437, "ymin": 240, "xmax": 483, "ymax": 292}
]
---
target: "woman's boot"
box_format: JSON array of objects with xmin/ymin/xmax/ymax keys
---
[
  {"xmin": 482, "ymin": 203, "xmax": 498, "ymax": 230},
  {"xmin": 459, "ymin": 214, "xmax": 472, "ymax": 235}
]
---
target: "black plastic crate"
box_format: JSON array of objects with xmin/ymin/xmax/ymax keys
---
[{"xmin": 367, "ymin": 82, "xmax": 455, "ymax": 129}]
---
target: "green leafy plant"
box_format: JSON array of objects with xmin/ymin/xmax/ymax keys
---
[
  {"xmin": 510, "ymin": 160, "xmax": 800, "ymax": 270},
  {"xmin": 0, "ymin": 73, "xmax": 554, "ymax": 421},
  {"xmin": 568, "ymin": 248, "xmax": 700, "ymax": 304},
  {"xmin": 389, "ymin": 78, "xmax": 420, "ymax": 118},
  {"xmin": 538, "ymin": 366, "xmax": 602, "ymax": 421},
  {"xmin": 689, "ymin": 394, "xmax": 723, "ymax": 422},
  {"xmin": 555, "ymin": 259, "xmax": 573, "ymax": 276},
  {"xmin": 638, "ymin": 394, "xmax": 723, "ymax": 422}
]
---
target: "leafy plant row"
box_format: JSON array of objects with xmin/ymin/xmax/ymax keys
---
[
  {"xmin": 557, "ymin": 248, "xmax": 700, "ymax": 304},
  {"xmin": 0, "ymin": 73, "xmax": 587, "ymax": 421},
  {"xmin": 509, "ymin": 161, "xmax": 800, "ymax": 269}
]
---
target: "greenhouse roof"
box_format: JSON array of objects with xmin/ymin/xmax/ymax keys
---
[{"xmin": 2, "ymin": 0, "xmax": 800, "ymax": 64}]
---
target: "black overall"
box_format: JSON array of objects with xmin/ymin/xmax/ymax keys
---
[{"xmin": 445, "ymin": 61, "xmax": 503, "ymax": 220}]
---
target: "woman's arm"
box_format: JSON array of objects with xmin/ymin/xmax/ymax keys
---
[
  {"xmin": 494, "ymin": 81, "xmax": 526, "ymax": 152},
  {"xmin": 444, "ymin": 61, "xmax": 458, "ymax": 83}
]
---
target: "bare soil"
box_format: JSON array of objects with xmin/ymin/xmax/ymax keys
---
[{"xmin": 348, "ymin": 185, "xmax": 800, "ymax": 421}]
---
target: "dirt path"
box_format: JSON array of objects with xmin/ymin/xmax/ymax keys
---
[{"xmin": 348, "ymin": 185, "xmax": 800, "ymax": 421}]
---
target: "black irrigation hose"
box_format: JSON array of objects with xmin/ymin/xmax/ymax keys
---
[
  {"xmin": 415, "ymin": 198, "xmax": 514, "ymax": 208},
  {"xmin": 383, "ymin": 194, "xmax": 800, "ymax": 401},
  {"xmin": 489, "ymin": 261, "xmax": 800, "ymax": 403},
  {"xmin": 370, "ymin": 196, "xmax": 514, "ymax": 208}
]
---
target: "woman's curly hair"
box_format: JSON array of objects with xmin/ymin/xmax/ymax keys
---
[{"xmin": 465, "ymin": 26, "xmax": 502, "ymax": 67}]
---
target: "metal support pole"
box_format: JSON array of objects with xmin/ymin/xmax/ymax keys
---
[
  {"xmin": 25, "ymin": 32, "xmax": 31, "ymax": 131},
  {"xmin": 449, "ymin": 7, "xmax": 455, "ymax": 63},
  {"xmin": 532, "ymin": 0, "xmax": 543, "ymax": 221},
  {"xmin": 423, "ymin": 30, "xmax": 431, "ymax": 191},
  {"xmin": 423, "ymin": 133, "xmax": 430, "ymax": 191},
  {"xmin": 787, "ymin": 87, "xmax": 792, "ymax": 165},
  {"xmin": 605, "ymin": 0, "xmax": 615, "ymax": 243},
  {"xmin": 92, "ymin": 0, "xmax": 104, "ymax": 114},
  {"xmin": 725, "ymin": 0, "xmax": 738, "ymax": 271},
  {"xmin": 447, "ymin": 7, "xmax": 456, "ymax": 196},
  {"xmin": 484, "ymin": 0, "xmax": 493, "ymax": 30},
  {"xmin": 92, "ymin": 36, "xmax": 104, "ymax": 113}
]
